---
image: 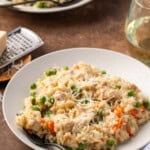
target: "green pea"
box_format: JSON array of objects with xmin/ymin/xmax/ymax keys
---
[
  {"xmin": 35, "ymin": 2, "xmax": 47, "ymax": 8},
  {"xmin": 64, "ymin": 66, "xmax": 69, "ymax": 70},
  {"xmin": 77, "ymin": 88, "xmax": 83, "ymax": 93},
  {"xmin": 101, "ymin": 70, "xmax": 107, "ymax": 75},
  {"xmin": 40, "ymin": 96, "xmax": 46, "ymax": 103},
  {"xmin": 81, "ymin": 99, "xmax": 90, "ymax": 104},
  {"xmin": 76, "ymin": 143, "xmax": 88, "ymax": 150},
  {"xmin": 70, "ymin": 84, "xmax": 76, "ymax": 90},
  {"xmin": 143, "ymin": 101, "xmax": 149, "ymax": 109},
  {"xmin": 30, "ymin": 92, "xmax": 36, "ymax": 97},
  {"xmin": 127, "ymin": 90, "xmax": 135, "ymax": 97},
  {"xmin": 48, "ymin": 96, "xmax": 55, "ymax": 104},
  {"xmin": 115, "ymin": 85, "xmax": 121, "ymax": 89},
  {"xmin": 45, "ymin": 68, "xmax": 57, "ymax": 76},
  {"xmin": 107, "ymin": 139, "xmax": 115, "ymax": 147},
  {"xmin": 45, "ymin": 110, "xmax": 53, "ymax": 116},
  {"xmin": 30, "ymin": 83, "xmax": 37, "ymax": 90},
  {"xmin": 70, "ymin": 84, "xmax": 82, "ymax": 94},
  {"xmin": 135, "ymin": 101, "xmax": 141, "ymax": 108},
  {"xmin": 32, "ymin": 106, "xmax": 40, "ymax": 111},
  {"xmin": 31, "ymin": 98, "xmax": 36, "ymax": 105}
]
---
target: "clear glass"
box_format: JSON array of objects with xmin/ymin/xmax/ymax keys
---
[{"xmin": 125, "ymin": 0, "xmax": 150, "ymax": 66}]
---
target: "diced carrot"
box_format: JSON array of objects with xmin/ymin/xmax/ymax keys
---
[
  {"xmin": 48, "ymin": 120, "xmax": 56, "ymax": 136},
  {"xmin": 40, "ymin": 118, "xmax": 45, "ymax": 124},
  {"xmin": 126, "ymin": 127, "xmax": 132, "ymax": 136},
  {"xmin": 112, "ymin": 124, "xmax": 120, "ymax": 132},
  {"xmin": 130, "ymin": 109, "xmax": 138, "ymax": 117},
  {"xmin": 27, "ymin": 129, "xmax": 32, "ymax": 134},
  {"xmin": 74, "ymin": 65, "xmax": 79, "ymax": 70},
  {"xmin": 112, "ymin": 119, "xmax": 125, "ymax": 132},
  {"xmin": 140, "ymin": 105, "xmax": 146, "ymax": 112},
  {"xmin": 114, "ymin": 106, "xmax": 124, "ymax": 117}
]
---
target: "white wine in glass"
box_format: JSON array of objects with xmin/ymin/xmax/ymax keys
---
[{"xmin": 125, "ymin": 0, "xmax": 150, "ymax": 66}]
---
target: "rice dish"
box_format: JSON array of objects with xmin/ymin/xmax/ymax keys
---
[
  {"xmin": 11, "ymin": 0, "xmax": 73, "ymax": 8},
  {"xmin": 16, "ymin": 62, "xmax": 150, "ymax": 150}
]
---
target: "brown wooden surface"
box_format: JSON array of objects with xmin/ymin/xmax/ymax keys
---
[{"xmin": 0, "ymin": 0, "xmax": 131, "ymax": 149}]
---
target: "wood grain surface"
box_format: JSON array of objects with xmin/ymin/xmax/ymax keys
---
[{"xmin": 0, "ymin": 0, "xmax": 132, "ymax": 149}]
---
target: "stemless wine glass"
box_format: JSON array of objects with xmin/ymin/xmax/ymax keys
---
[{"xmin": 125, "ymin": 0, "xmax": 150, "ymax": 66}]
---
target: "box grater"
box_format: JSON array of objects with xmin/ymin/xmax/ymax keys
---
[{"xmin": 0, "ymin": 27, "xmax": 44, "ymax": 69}]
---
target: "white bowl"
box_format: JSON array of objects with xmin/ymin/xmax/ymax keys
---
[
  {"xmin": 2, "ymin": 48, "xmax": 150, "ymax": 150},
  {"xmin": 0, "ymin": 0, "xmax": 92, "ymax": 13}
]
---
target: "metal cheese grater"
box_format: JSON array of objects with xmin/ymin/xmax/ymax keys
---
[{"xmin": 0, "ymin": 27, "xmax": 44, "ymax": 69}]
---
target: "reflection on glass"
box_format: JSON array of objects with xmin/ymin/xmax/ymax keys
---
[{"xmin": 125, "ymin": 0, "xmax": 150, "ymax": 66}]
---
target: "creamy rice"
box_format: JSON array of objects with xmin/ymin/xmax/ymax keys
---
[{"xmin": 16, "ymin": 62, "xmax": 150, "ymax": 150}]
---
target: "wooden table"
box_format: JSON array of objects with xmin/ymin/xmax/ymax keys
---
[{"xmin": 0, "ymin": 0, "xmax": 131, "ymax": 149}]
